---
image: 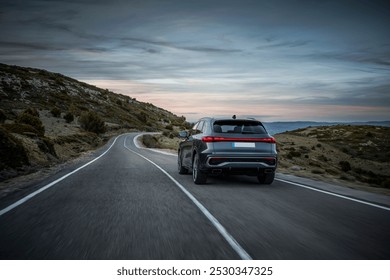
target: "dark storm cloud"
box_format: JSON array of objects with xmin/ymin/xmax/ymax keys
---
[
  {"xmin": 305, "ymin": 50, "xmax": 390, "ymax": 69},
  {"xmin": 0, "ymin": 41, "xmax": 68, "ymax": 52},
  {"xmin": 176, "ymin": 46, "xmax": 241, "ymax": 53},
  {"xmin": 256, "ymin": 39, "xmax": 312, "ymax": 50},
  {"xmin": 120, "ymin": 37, "xmax": 242, "ymax": 53},
  {"xmin": 1, "ymin": 0, "xmax": 389, "ymax": 121}
]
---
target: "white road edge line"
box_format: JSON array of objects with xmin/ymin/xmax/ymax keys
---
[
  {"xmin": 0, "ymin": 135, "xmax": 120, "ymax": 217},
  {"xmin": 125, "ymin": 134, "xmax": 252, "ymax": 260},
  {"xmin": 276, "ymin": 178, "xmax": 390, "ymax": 211}
]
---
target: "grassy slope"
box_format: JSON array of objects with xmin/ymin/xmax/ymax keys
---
[{"xmin": 275, "ymin": 125, "xmax": 390, "ymax": 194}]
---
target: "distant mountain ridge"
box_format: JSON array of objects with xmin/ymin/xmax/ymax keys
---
[{"xmin": 264, "ymin": 121, "xmax": 390, "ymax": 135}]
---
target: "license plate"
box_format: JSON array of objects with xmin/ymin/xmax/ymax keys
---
[{"xmin": 233, "ymin": 142, "xmax": 255, "ymax": 148}]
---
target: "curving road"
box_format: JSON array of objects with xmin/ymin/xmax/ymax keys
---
[{"xmin": 0, "ymin": 133, "xmax": 389, "ymax": 259}]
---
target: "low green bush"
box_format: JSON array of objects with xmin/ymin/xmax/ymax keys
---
[
  {"xmin": 142, "ymin": 134, "xmax": 160, "ymax": 148},
  {"xmin": 51, "ymin": 107, "xmax": 61, "ymax": 118},
  {"xmin": 2, "ymin": 123, "xmax": 40, "ymax": 136},
  {"xmin": 37, "ymin": 137, "xmax": 57, "ymax": 157},
  {"xmin": 79, "ymin": 111, "xmax": 106, "ymax": 134},
  {"xmin": 23, "ymin": 107, "xmax": 39, "ymax": 117},
  {"xmin": 339, "ymin": 161, "xmax": 351, "ymax": 172},
  {"xmin": 17, "ymin": 112, "xmax": 45, "ymax": 136},
  {"xmin": 381, "ymin": 179, "xmax": 390, "ymax": 189},
  {"xmin": 318, "ymin": 155, "xmax": 328, "ymax": 162},
  {"xmin": 0, "ymin": 109, "xmax": 6, "ymax": 123},
  {"xmin": 0, "ymin": 127, "xmax": 29, "ymax": 170},
  {"xmin": 63, "ymin": 112, "xmax": 74, "ymax": 123},
  {"xmin": 286, "ymin": 150, "xmax": 301, "ymax": 159}
]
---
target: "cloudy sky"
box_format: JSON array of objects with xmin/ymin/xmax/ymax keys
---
[{"xmin": 1, "ymin": 0, "xmax": 389, "ymax": 121}]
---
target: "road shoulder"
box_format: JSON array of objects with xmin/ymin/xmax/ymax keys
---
[{"xmin": 276, "ymin": 173, "xmax": 390, "ymax": 208}]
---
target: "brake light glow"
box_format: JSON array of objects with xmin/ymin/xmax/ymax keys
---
[{"xmin": 202, "ymin": 136, "xmax": 276, "ymax": 143}]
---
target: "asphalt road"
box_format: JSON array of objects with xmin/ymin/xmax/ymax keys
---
[{"xmin": 0, "ymin": 133, "xmax": 389, "ymax": 260}]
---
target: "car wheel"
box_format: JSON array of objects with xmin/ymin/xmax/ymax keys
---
[
  {"xmin": 178, "ymin": 151, "xmax": 188, "ymax": 174},
  {"xmin": 193, "ymin": 153, "xmax": 207, "ymax": 184},
  {"xmin": 258, "ymin": 172, "xmax": 275, "ymax": 184}
]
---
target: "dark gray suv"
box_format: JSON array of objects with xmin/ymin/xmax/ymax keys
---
[{"xmin": 178, "ymin": 117, "xmax": 277, "ymax": 184}]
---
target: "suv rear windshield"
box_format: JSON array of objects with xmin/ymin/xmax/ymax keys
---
[{"xmin": 213, "ymin": 120, "xmax": 267, "ymax": 134}]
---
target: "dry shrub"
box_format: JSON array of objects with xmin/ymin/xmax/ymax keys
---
[
  {"xmin": 17, "ymin": 109, "xmax": 45, "ymax": 136},
  {"xmin": 0, "ymin": 127, "xmax": 29, "ymax": 170},
  {"xmin": 79, "ymin": 111, "xmax": 106, "ymax": 134}
]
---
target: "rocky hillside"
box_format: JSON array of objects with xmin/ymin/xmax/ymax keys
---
[
  {"xmin": 0, "ymin": 63, "xmax": 187, "ymax": 130},
  {"xmin": 275, "ymin": 125, "xmax": 390, "ymax": 194},
  {"xmin": 0, "ymin": 63, "xmax": 189, "ymax": 181}
]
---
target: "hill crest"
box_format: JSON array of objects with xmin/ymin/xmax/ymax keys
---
[
  {"xmin": 0, "ymin": 63, "xmax": 188, "ymax": 183},
  {"xmin": 0, "ymin": 63, "xmax": 187, "ymax": 130}
]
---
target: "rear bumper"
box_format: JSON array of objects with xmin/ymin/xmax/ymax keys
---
[
  {"xmin": 200, "ymin": 154, "xmax": 277, "ymax": 175},
  {"xmin": 207, "ymin": 156, "xmax": 277, "ymax": 167}
]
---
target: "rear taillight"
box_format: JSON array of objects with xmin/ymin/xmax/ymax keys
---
[
  {"xmin": 202, "ymin": 136, "xmax": 276, "ymax": 143},
  {"xmin": 201, "ymin": 136, "xmax": 224, "ymax": 142}
]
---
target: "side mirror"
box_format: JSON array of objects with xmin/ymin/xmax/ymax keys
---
[{"xmin": 178, "ymin": 131, "xmax": 188, "ymax": 139}]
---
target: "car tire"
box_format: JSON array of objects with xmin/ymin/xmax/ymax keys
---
[
  {"xmin": 193, "ymin": 153, "xmax": 207, "ymax": 184},
  {"xmin": 258, "ymin": 172, "xmax": 275, "ymax": 184},
  {"xmin": 178, "ymin": 151, "xmax": 188, "ymax": 174}
]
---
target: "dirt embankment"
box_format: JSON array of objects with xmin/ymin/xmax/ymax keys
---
[
  {"xmin": 275, "ymin": 125, "xmax": 390, "ymax": 195},
  {"xmin": 0, "ymin": 109, "xmax": 132, "ymax": 198},
  {"xmin": 0, "ymin": 109, "xmax": 109, "ymax": 181}
]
